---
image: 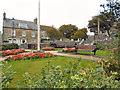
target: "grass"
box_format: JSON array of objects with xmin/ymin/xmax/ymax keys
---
[
  {"xmin": 78, "ymin": 50, "xmax": 109, "ymax": 57},
  {"xmin": 3, "ymin": 56, "xmax": 96, "ymax": 88},
  {"xmin": 55, "ymin": 48, "xmax": 63, "ymax": 50}
]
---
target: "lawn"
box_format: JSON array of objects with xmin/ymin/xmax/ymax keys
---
[
  {"xmin": 78, "ymin": 50, "xmax": 109, "ymax": 57},
  {"xmin": 3, "ymin": 56, "xmax": 96, "ymax": 88}
]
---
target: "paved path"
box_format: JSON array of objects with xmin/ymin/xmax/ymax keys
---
[
  {"xmin": 44, "ymin": 51, "xmax": 102, "ymax": 61},
  {"xmin": 0, "ymin": 49, "xmax": 102, "ymax": 62}
]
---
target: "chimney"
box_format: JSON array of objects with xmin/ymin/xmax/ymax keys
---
[
  {"xmin": 3, "ymin": 12, "xmax": 6, "ymax": 20},
  {"xmin": 34, "ymin": 18, "xmax": 37, "ymax": 24}
]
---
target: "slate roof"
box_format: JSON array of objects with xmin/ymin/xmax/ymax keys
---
[
  {"xmin": 3, "ymin": 18, "xmax": 54, "ymax": 31},
  {"xmin": 3, "ymin": 18, "xmax": 38, "ymax": 30}
]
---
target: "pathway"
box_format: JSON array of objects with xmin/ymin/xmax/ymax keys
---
[{"xmin": 44, "ymin": 51, "xmax": 102, "ymax": 61}]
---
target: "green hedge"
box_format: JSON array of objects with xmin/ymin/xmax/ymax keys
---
[{"xmin": 2, "ymin": 43, "xmax": 19, "ymax": 50}]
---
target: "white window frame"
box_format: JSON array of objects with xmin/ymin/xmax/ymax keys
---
[
  {"xmin": 19, "ymin": 23, "xmax": 28, "ymax": 29},
  {"xmin": 11, "ymin": 29, "xmax": 16, "ymax": 36},
  {"xmin": 31, "ymin": 31, "xmax": 35, "ymax": 37},
  {"xmin": 22, "ymin": 30, "xmax": 26, "ymax": 36}
]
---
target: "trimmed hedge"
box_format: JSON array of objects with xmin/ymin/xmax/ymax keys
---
[{"xmin": 2, "ymin": 43, "xmax": 19, "ymax": 50}]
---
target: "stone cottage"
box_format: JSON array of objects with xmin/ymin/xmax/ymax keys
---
[{"xmin": 2, "ymin": 12, "xmax": 50, "ymax": 46}]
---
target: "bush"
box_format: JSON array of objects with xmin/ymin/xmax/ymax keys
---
[
  {"xmin": 2, "ymin": 43, "xmax": 19, "ymax": 50},
  {"xmin": 17, "ymin": 60, "xmax": 120, "ymax": 88},
  {"xmin": 97, "ymin": 28, "xmax": 120, "ymax": 80},
  {"xmin": 0, "ymin": 64, "xmax": 15, "ymax": 88}
]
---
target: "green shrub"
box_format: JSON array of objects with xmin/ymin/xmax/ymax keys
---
[
  {"xmin": 98, "ymin": 28, "xmax": 120, "ymax": 80},
  {"xmin": 17, "ymin": 59, "xmax": 120, "ymax": 88},
  {"xmin": 2, "ymin": 43, "xmax": 19, "ymax": 50},
  {"xmin": 3, "ymin": 40, "xmax": 9, "ymax": 43},
  {"xmin": 0, "ymin": 64, "xmax": 15, "ymax": 88}
]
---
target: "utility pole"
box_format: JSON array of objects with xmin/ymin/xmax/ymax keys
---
[
  {"xmin": 37, "ymin": 0, "xmax": 40, "ymax": 51},
  {"xmin": 98, "ymin": 18, "xmax": 100, "ymax": 35}
]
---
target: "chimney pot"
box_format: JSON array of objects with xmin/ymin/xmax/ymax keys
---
[
  {"xmin": 34, "ymin": 18, "xmax": 37, "ymax": 24},
  {"xmin": 3, "ymin": 12, "xmax": 6, "ymax": 20}
]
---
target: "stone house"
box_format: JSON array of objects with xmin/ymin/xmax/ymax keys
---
[{"xmin": 2, "ymin": 12, "xmax": 50, "ymax": 46}]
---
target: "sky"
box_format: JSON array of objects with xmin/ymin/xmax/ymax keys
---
[{"xmin": 0, "ymin": 0, "xmax": 106, "ymax": 35}]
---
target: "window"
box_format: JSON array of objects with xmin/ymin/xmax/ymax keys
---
[
  {"xmin": 32, "ymin": 39, "xmax": 35, "ymax": 43},
  {"xmin": 11, "ymin": 29, "xmax": 16, "ymax": 36},
  {"xmin": 22, "ymin": 30, "xmax": 26, "ymax": 36},
  {"xmin": 19, "ymin": 23, "xmax": 28, "ymax": 29},
  {"xmin": 31, "ymin": 31, "xmax": 35, "ymax": 37}
]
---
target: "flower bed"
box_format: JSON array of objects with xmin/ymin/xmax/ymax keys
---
[
  {"xmin": 0, "ymin": 49, "xmax": 25, "ymax": 57},
  {"xmin": 62, "ymin": 48, "xmax": 75, "ymax": 53},
  {"xmin": 5, "ymin": 52, "xmax": 54, "ymax": 61},
  {"xmin": 42, "ymin": 47, "xmax": 55, "ymax": 51}
]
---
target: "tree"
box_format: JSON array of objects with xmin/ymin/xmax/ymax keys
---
[
  {"xmin": 88, "ymin": 14, "xmax": 112, "ymax": 35},
  {"xmin": 100, "ymin": 0, "xmax": 119, "ymax": 23},
  {"xmin": 59, "ymin": 24, "xmax": 78, "ymax": 39},
  {"xmin": 88, "ymin": 0, "xmax": 119, "ymax": 35},
  {"xmin": 46, "ymin": 27, "xmax": 62, "ymax": 41},
  {"xmin": 72, "ymin": 28, "xmax": 88, "ymax": 40}
]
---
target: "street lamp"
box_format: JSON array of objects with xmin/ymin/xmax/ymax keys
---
[{"xmin": 12, "ymin": 17, "xmax": 15, "ymax": 43}]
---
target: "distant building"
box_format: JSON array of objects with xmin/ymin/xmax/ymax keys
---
[{"xmin": 2, "ymin": 12, "xmax": 52, "ymax": 45}]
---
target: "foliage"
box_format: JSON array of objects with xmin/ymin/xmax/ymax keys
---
[
  {"xmin": 59, "ymin": 24, "xmax": 78, "ymax": 39},
  {"xmin": 46, "ymin": 27, "xmax": 62, "ymax": 41},
  {"xmin": 4, "ymin": 57, "xmax": 96, "ymax": 87},
  {"xmin": 100, "ymin": 0, "xmax": 120, "ymax": 22},
  {"xmin": 62, "ymin": 48, "xmax": 75, "ymax": 53},
  {"xmin": 96, "ymin": 26, "xmax": 120, "ymax": 80},
  {"xmin": 17, "ymin": 59, "xmax": 120, "ymax": 88},
  {"xmin": 4, "ymin": 52, "xmax": 54, "ymax": 61},
  {"xmin": 88, "ymin": 14, "xmax": 112, "ymax": 34},
  {"xmin": 3, "ymin": 40, "xmax": 9, "ymax": 43},
  {"xmin": 2, "ymin": 43, "xmax": 19, "ymax": 50},
  {"xmin": 42, "ymin": 47, "xmax": 55, "ymax": 51},
  {"xmin": 0, "ymin": 64, "xmax": 15, "ymax": 88},
  {"xmin": 0, "ymin": 49, "xmax": 25, "ymax": 57},
  {"xmin": 95, "ymin": 0, "xmax": 120, "ymax": 80},
  {"xmin": 99, "ymin": 48, "xmax": 120, "ymax": 80},
  {"xmin": 88, "ymin": 0, "xmax": 119, "ymax": 35},
  {"xmin": 72, "ymin": 28, "xmax": 88, "ymax": 40}
]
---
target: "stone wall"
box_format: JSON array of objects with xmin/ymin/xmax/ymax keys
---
[{"xmin": 3, "ymin": 28, "xmax": 38, "ymax": 45}]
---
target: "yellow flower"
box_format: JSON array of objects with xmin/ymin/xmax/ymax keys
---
[
  {"xmin": 98, "ymin": 61, "xmax": 100, "ymax": 63},
  {"xmin": 80, "ymin": 55, "xmax": 82, "ymax": 58},
  {"xmin": 57, "ymin": 66, "xmax": 59, "ymax": 68}
]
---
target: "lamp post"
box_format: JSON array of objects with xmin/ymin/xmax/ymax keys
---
[{"xmin": 12, "ymin": 18, "xmax": 15, "ymax": 43}]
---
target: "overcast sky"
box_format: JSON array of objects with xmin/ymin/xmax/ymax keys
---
[{"xmin": 0, "ymin": 0, "xmax": 106, "ymax": 35}]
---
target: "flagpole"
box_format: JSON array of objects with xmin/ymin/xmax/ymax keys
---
[{"xmin": 37, "ymin": 0, "xmax": 40, "ymax": 51}]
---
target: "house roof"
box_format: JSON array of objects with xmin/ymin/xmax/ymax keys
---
[{"xmin": 3, "ymin": 18, "xmax": 54, "ymax": 31}]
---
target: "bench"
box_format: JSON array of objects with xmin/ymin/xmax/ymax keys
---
[{"xmin": 76, "ymin": 45, "xmax": 98, "ymax": 55}]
